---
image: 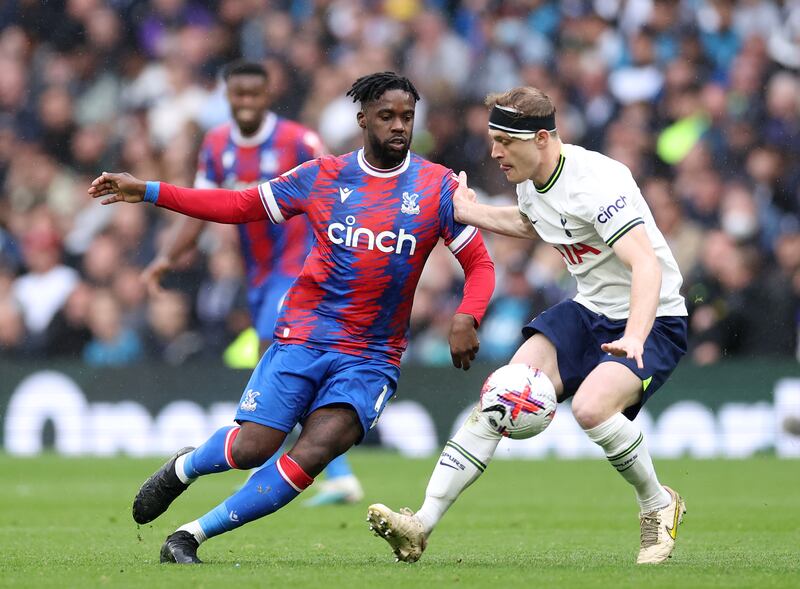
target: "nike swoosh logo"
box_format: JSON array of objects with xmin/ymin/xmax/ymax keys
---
[
  {"xmin": 438, "ymin": 460, "xmax": 459, "ymax": 470},
  {"xmin": 665, "ymin": 493, "xmax": 682, "ymax": 540}
]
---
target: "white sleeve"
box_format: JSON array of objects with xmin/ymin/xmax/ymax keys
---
[{"xmin": 576, "ymin": 174, "xmax": 644, "ymax": 247}]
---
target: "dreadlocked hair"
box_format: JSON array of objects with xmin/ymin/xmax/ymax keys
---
[{"xmin": 346, "ymin": 72, "xmax": 420, "ymax": 106}]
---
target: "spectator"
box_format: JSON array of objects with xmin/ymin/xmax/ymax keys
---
[
  {"xmin": 83, "ymin": 288, "xmax": 143, "ymax": 366},
  {"xmin": 45, "ymin": 280, "xmax": 93, "ymax": 358},
  {"xmin": 12, "ymin": 207, "xmax": 78, "ymax": 345},
  {"xmin": 144, "ymin": 288, "xmax": 204, "ymax": 365},
  {"xmin": 195, "ymin": 245, "xmax": 248, "ymax": 355},
  {"xmin": 0, "ymin": 295, "xmax": 26, "ymax": 358},
  {"xmin": 0, "ymin": 1, "xmax": 796, "ymax": 366}
]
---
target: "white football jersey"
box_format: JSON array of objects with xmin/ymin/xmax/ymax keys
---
[{"xmin": 517, "ymin": 143, "xmax": 687, "ymax": 320}]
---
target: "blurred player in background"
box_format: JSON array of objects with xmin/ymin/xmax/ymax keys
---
[
  {"xmin": 368, "ymin": 86, "xmax": 688, "ymax": 565},
  {"xmin": 89, "ymin": 72, "xmax": 495, "ymax": 564},
  {"xmin": 142, "ymin": 60, "xmax": 362, "ymax": 507}
]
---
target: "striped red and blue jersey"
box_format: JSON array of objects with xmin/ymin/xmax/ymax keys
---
[
  {"xmin": 257, "ymin": 149, "xmax": 478, "ymax": 365},
  {"xmin": 195, "ymin": 112, "xmax": 323, "ymax": 288}
]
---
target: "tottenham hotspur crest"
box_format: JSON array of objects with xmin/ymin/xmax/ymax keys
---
[
  {"xmin": 239, "ymin": 389, "xmax": 260, "ymax": 412},
  {"xmin": 401, "ymin": 192, "xmax": 420, "ymax": 215}
]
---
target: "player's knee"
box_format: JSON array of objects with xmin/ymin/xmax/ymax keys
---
[
  {"xmin": 571, "ymin": 394, "xmax": 607, "ymax": 430},
  {"xmin": 290, "ymin": 424, "xmax": 361, "ymax": 476},
  {"xmin": 231, "ymin": 430, "xmax": 282, "ymax": 470}
]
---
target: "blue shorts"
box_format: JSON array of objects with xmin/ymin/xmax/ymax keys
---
[
  {"xmin": 522, "ymin": 300, "xmax": 687, "ymax": 419},
  {"xmin": 234, "ymin": 342, "xmax": 400, "ymax": 442},
  {"xmin": 248, "ymin": 274, "xmax": 296, "ymax": 341}
]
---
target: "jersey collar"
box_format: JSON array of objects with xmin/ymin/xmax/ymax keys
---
[
  {"xmin": 357, "ymin": 148, "xmax": 410, "ymax": 178},
  {"xmin": 533, "ymin": 152, "xmax": 565, "ymax": 194},
  {"xmin": 231, "ymin": 112, "xmax": 277, "ymax": 147}
]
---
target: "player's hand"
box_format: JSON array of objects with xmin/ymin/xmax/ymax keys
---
[
  {"xmin": 449, "ymin": 312, "xmax": 479, "ymax": 371},
  {"xmin": 453, "ymin": 171, "xmax": 477, "ymax": 224},
  {"xmin": 601, "ymin": 335, "xmax": 645, "ymax": 369},
  {"xmin": 140, "ymin": 255, "xmax": 172, "ymax": 297},
  {"xmin": 88, "ymin": 172, "xmax": 147, "ymax": 204}
]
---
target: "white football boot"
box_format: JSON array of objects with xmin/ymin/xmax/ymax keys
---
[
  {"xmin": 304, "ymin": 474, "xmax": 364, "ymax": 507},
  {"xmin": 367, "ymin": 503, "xmax": 427, "ymax": 563},
  {"xmin": 637, "ymin": 485, "xmax": 686, "ymax": 564}
]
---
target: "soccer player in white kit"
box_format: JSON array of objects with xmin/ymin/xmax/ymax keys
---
[{"xmin": 368, "ymin": 87, "xmax": 689, "ymax": 565}]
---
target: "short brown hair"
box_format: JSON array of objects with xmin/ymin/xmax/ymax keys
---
[{"xmin": 485, "ymin": 87, "xmax": 555, "ymax": 118}]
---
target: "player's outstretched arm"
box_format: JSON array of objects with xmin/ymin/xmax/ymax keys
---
[
  {"xmin": 453, "ymin": 171, "xmax": 536, "ymax": 239},
  {"xmin": 89, "ymin": 173, "xmax": 267, "ymax": 224}
]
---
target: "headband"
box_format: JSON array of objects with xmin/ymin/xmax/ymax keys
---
[{"xmin": 488, "ymin": 105, "xmax": 556, "ymax": 139}]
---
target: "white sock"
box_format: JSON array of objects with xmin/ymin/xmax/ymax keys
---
[
  {"xmin": 177, "ymin": 520, "xmax": 207, "ymax": 544},
  {"xmin": 174, "ymin": 454, "xmax": 196, "ymax": 485},
  {"xmin": 415, "ymin": 407, "xmax": 501, "ymax": 536},
  {"xmin": 584, "ymin": 413, "xmax": 670, "ymax": 513}
]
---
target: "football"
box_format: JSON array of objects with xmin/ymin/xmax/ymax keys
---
[{"xmin": 479, "ymin": 364, "xmax": 557, "ymax": 439}]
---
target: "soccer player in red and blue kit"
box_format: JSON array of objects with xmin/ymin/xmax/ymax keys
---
[
  {"xmin": 143, "ymin": 61, "xmax": 319, "ymax": 351},
  {"xmin": 141, "ymin": 60, "xmax": 362, "ymax": 506},
  {"xmin": 89, "ymin": 72, "xmax": 495, "ymax": 564}
]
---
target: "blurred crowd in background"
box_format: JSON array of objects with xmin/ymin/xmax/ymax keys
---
[{"xmin": 0, "ymin": 0, "xmax": 798, "ymax": 368}]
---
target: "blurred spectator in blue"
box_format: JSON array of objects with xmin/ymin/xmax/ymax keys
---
[
  {"xmin": 699, "ymin": 0, "xmax": 742, "ymax": 76},
  {"xmin": 479, "ymin": 255, "xmax": 536, "ymax": 361},
  {"xmin": 83, "ymin": 287, "xmax": 143, "ymax": 366}
]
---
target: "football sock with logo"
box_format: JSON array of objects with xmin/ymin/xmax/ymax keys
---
[
  {"xmin": 584, "ymin": 413, "xmax": 670, "ymax": 513},
  {"xmin": 175, "ymin": 426, "xmax": 241, "ymax": 484},
  {"xmin": 180, "ymin": 454, "xmax": 314, "ymax": 543},
  {"xmin": 414, "ymin": 409, "xmax": 501, "ymax": 535}
]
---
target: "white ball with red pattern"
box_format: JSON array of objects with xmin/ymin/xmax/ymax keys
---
[{"xmin": 479, "ymin": 364, "xmax": 557, "ymax": 440}]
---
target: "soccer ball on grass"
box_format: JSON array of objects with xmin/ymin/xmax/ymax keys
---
[{"xmin": 479, "ymin": 364, "xmax": 557, "ymax": 439}]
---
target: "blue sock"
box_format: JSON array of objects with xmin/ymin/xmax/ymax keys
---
[
  {"xmin": 324, "ymin": 454, "xmax": 353, "ymax": 480},
  {"xmin": 182, "ymin": 425, "xmax": 240, "ymax": 480},
  {"xmin": 197, "ymin": 454, "xmax": 313, "ymax": 539}
]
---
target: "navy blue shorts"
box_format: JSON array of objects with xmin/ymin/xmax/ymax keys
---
[
  {"xmin": 234, "ymin": 342, "xmax": 399, "ymax": 442},
  {"xmin": 522, "ymin": 300, "xmax": 687, "ymax": 419},
  {"xmin": 247, "ymin": 274, "xmax": 296, "ymax": 341}
]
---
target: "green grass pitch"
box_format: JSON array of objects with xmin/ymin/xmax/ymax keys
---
[{"xmin": 1, "ymin": 452, "xmax": 798, "ymax": 588}]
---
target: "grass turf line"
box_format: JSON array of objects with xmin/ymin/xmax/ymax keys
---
[{"xmin": 0, "ymin": 452, "xmax": 798, "ymax": 588}]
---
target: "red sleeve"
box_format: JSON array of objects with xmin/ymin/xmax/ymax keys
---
[
  {"xmin": 155, "ymin": 182, "xmax": 268, "ymax": 224},
  {"xmin": 453, "ymin": 231, "xmax": 494, "ymax": 325}
]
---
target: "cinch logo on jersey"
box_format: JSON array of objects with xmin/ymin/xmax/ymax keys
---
[
  {"xmin": 327, "ymin": 215, "xmax": 417, "ymax": 256},
  {"xmin": 597, "ymin": 195, "xmax": 628, "ymax": 223}
]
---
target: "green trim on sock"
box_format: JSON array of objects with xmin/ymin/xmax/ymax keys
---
[
  {"xmin": 606, "ymin": 433, "xmax": 644, "ymax": 463},
  {"xmin": 445, "ymin": 440, "xmax": 487, "ymax": 472}
]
